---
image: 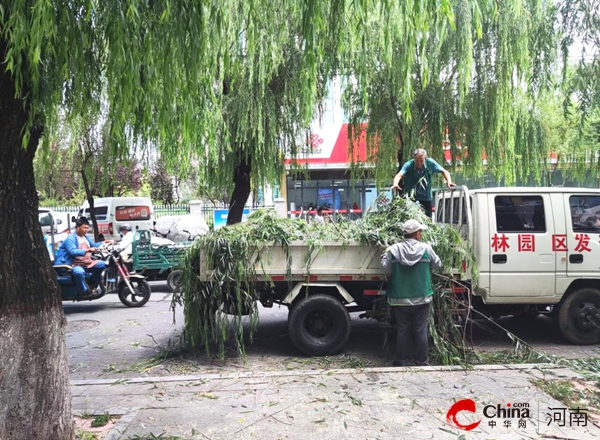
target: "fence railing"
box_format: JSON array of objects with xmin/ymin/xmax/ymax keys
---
[
  {"xmin": 40, "ymin": 205, "xmax": 78, "ymax": 213},
  {"xmin": 154, "ymin": 204, "xmax": 190, "ymax": 218}
]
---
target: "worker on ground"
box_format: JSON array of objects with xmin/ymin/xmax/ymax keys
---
[{"xmin": 381, "ymin": 219, "xmax": 441, "ymax": 367}]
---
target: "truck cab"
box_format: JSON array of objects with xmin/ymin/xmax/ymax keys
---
[{"xmin": 435, "ymin": 186, "xmax": 600, "ymax": 345}]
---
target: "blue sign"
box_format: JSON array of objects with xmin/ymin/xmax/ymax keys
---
[{"xmin": 213, "ymin": 209, "xmax": 250, "ymax": 229}]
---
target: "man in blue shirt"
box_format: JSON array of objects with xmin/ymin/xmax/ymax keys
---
[
  {"xmin": 392, "ymin": 148, "xmax": 455, "ymax": 217},
  {"xmin": 55, "ymin": 217, "xmax": 111, "ymax": 295}
]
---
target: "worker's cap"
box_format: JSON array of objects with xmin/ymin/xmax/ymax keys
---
[{"xmin": 402, "ymin": 219, "xmax": 427, "ymax": 235}]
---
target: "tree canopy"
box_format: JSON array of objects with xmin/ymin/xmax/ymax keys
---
[{"xmin": 343, "ymin": 0, "xmax": 561, "ymax": 186}]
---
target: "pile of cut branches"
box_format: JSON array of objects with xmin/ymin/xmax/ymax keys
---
[{"xmin": 172, "ymin": 195, "xmax": 534, "ymax": 365}]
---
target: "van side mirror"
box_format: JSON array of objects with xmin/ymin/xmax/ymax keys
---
[{"xmin": 71, "ymin": 216, "xmax": 77, "ymax": 223}]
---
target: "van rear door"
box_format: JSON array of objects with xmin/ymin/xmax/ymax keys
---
[
  {"xmin": 488, "ymin": 193, "xmax": 556, "ymax": 299},
  {"xmin": 113, "ymin": 202, "xmax": 154, "ymax": 237}
]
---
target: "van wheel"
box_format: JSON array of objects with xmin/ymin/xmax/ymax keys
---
[
  {"xmin": 557, "ymin": 288, "xmax": 600, "ymax": 344},
  {"xmin": 288, "ymin": 294, "xmax": 350, "ymax": 356}
]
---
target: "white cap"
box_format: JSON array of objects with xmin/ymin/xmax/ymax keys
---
[{"xmin": 402, "ymin": 219, "xmax": 427, "ymax": 235}]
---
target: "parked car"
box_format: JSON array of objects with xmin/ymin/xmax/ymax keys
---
[{"xmin": 38, "ymin": 209, "xmax": 60, "ymax": 235}]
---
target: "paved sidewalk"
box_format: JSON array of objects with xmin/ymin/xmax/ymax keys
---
[{"xmin": 72, "ymin": 363, "xmax": 600, "ymax": 440}]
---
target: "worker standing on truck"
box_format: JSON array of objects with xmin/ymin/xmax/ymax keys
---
[
  {"xmin": 381, "ymin": 219, "xmax": 441, "ymax": 367},
  {"xmin": 391, "ymin": 148, "xmax": 456, "ymax": 218}
]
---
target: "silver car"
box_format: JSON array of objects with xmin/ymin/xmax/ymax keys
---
[{"xmin": 38, "ymin": 209, "xmax": 60, "ymax": 235}]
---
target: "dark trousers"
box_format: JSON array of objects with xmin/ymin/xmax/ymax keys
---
[
  {"xmin": 416, "ymin": 199, "xmax": 433, "ymax": 218},
  {"xmin": 392, "ymin": 303, "xmax": 430, "ymax": 366}
]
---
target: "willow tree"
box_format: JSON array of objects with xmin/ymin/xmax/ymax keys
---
[
  {"xmin": 557, "ymin": 0, "xmax": 600, "ymax": 178},
  {"xmin": 0, "ymin": 1, "xmax": 460, "ymax": 438},
  {"xmin": 343, "ymin": 0, "xmax": 559, "ymax": 185}
]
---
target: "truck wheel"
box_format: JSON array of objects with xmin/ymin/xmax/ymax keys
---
[
  {"xmin": 167, "ymin": 270, "xmax": 182, "ymax": 293},
  {"xmin": 557, "ymin": 288, "xmax": 600, "ymax": 344},
  {"xmin": 288, "ymin": 294, "xmax": 351, "ymax": 356},
  {"xmin": 118, "ymin": 279, "xmax": 151, "ymax": 307}
]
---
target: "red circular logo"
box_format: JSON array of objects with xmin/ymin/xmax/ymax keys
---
[{"xmin": 446, "ymin": 399, "xmax": 482, "ymax": 431}]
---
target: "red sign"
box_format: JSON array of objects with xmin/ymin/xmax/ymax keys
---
[
  {"xmin": 491, "ymin": 234, "xmax": 510, "ymax": 252},
  {"xmin": 552, "ymin": 234, "xmax": 567, "ymax": 252},
  {"xmin": 518, "ymin": 234, "xmax": 536, "ymax": 252},
  {"xmin": 115, "ymin": 205, "xmax": 151, "ymax": 221},
  {"xmin": 574, "ymin": 234, "xmax": 592, "ymax": 252},
  {"xmin": 97, "ymin": 223, "xmax": 110, "ymax": 234}
]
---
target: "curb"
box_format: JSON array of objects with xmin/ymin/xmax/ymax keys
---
[{"xmin": 71, "ymin": 362, "xmax": 561, "ymax": 387}]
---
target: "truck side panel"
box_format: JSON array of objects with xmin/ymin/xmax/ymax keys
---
[
  {"xmin": 486, "ymin": 192, "xmax": 558, "ymax": 302},
  {"xmin": 201, "ymin": 241, "xmax": 387, "ymax": 281}
]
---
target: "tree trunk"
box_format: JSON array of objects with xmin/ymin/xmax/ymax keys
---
[
  {"xmin": 0, "ymin": 42, "xmax": 74, "ymax": 440},
  {"xmin": 227, "ymin": 154, "xmax": 252, "ymax": 225},
  {"xmin": 81, "ymin": 166, "xmax": 100, "ymax": 241}
]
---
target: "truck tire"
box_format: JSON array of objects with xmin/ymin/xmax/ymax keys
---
[
  {"xmin": 167, "ymin": 270, "xmax": 182, "ymax": 293},
  {"xmin": 557, "ymin": 288, "xmax": 600, "ymax": 344},
  {"xmin": 288, "ymin": 294, "xmax": 351, "ymax": 356}
]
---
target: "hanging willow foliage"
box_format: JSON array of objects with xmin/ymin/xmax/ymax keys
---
[
  {"xmin": 173, "ymin": 195, "xmax": 482, "ymax": 363},
  {"xmin": 344, "ymin": 0, "xmax": 559, "ymax": 187}
]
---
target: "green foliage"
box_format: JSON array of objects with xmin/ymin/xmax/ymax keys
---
[
  {"xmin": 344, "ymin": 0, "xmax": 558, "ymax": 187},
  {"xmin": 89, "ymin": 413, "xmax": 110, "ymax": 428},
  {"xmin": 33, "ymin": 121, "xmax": 145, "ymax": 202},
  {"xmin": 559, "ymin": 0, "xmax": 600, "ymax": 125},
  {"xmin": 174, "ymin": 195, "xmax": 474, "ymax": 361},
  {"xmin": 149, "ymin": 159, "xmax": 175, "ymax": 205},
  {"xmin": 2, "ymin": 0, "xmax": 466, "ymax": 210},
  {"xmin": 75, "ymin": 430, "xmax": 98, "ymax": 440}
]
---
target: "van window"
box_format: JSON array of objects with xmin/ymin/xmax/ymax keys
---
[
  {"xmin": 83, "ymin": 206, "xmax": 108, "ymax": 221},
  {"xmin": 570, "ymin": 195, "xmax": 600, "ymax": 231},
  {"xmin": 39, "ymin": 212, "xmax": 52, "ymax": 227},
  {"xmin": 494, "ymin": 196, "xmax": 545, "ymax": 233},
  {"xmin": 115, "ymin": 205, "xmax": 152, "ymax": 221}
]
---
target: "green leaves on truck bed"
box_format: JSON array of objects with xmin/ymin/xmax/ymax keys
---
[{"xmin": 173, "ymin": 195, "xmax": 475, "ymax": 362}]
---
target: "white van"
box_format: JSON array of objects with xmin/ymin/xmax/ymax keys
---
[
  {"xmin": 435, "ymin": 186, "xmax": 600, "ymax": 345},
  {"xmin": 76, "ymin": 197, "xmax": 154, "ymax": 242}
]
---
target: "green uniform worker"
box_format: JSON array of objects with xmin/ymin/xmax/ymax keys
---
[{"xmin": 381, "ymin": 219, "xmax": 441, "ymax": 366}]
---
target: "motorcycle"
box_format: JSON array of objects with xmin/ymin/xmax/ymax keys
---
[{"xmin": 54, "ymin": 246, "xmax": 151, "ymax": 307}]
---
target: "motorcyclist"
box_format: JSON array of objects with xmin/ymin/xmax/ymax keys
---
[
  {"xmin": 54, "ymin": 217, "xmax": 112, "ymax": 295},
  {"xmin": 114, "ymin": 224, "xmax": 134, "ymax": 263}
]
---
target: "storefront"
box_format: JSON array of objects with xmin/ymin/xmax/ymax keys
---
[
  {"xmin": 284, "ymin": 111, "xmax": 385, "ymax": 220},
  {"xmin": 286, "ymin": 176, "xmax": 379, "ymax": 220}
]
